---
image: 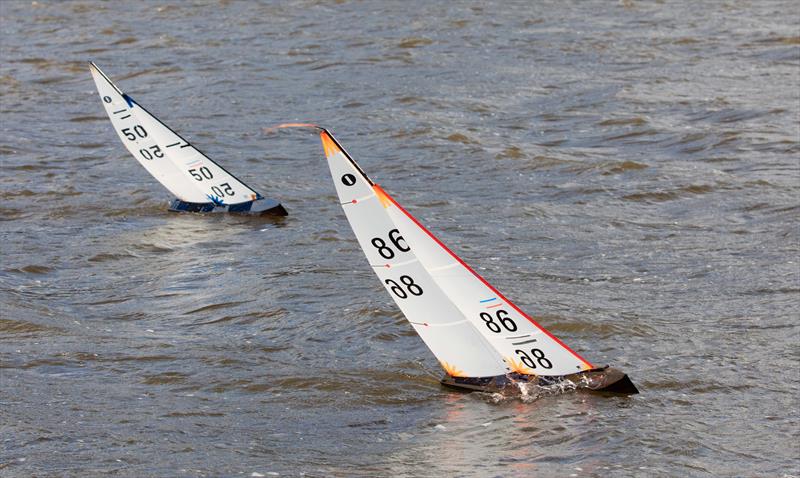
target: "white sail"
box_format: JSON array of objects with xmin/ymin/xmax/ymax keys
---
[
  {"xmin": 319, "ymin": 129, "xmax": 596, "ymax": 379},
  {"xmin": 90, "ymin": 63, "xmax": 260, "ymax": 205},
  {"xmin": 321, "ymin": 131, "xmax": 506, "ymax": 378},
  {"xmin": 382, "ymin": 188, "xmax": 595, "ymax": 377}
]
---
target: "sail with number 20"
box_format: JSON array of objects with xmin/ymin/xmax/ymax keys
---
[
  {"xmin": 89, "ymin": 62, "xmax": 286, "ymax": 215},
  {"xmin": 314, "ymin": 127, "xmax": 638, "ymax": 394}
]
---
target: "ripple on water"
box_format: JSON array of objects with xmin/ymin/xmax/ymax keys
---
[
  {"xmin": 87, "ymin": 251, "xmax": 138, "ymax": 263},
  {"xmin": 0, "ymin": 318, "xmax": 64, "ymax": 336},
  {"xmin": 68, "ymin": 115, "xmax": 107, "ymax": 123},
  {"xmin": 397, "ymin": 37, "xmax": 434, "ymax": 49},
  {"xmin": 141, "ymin": 371, "xmax": 189, "ymax": 385},
  {"xmin": 4, "ymin": 264, "xmax": 53, "ymax": 274},
  {"xmin": 622, "ymin": 184, "xmax": 716, "ymax": 202}
]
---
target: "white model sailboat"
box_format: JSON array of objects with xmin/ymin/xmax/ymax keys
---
[
  {"xmin": 89, "ymin": 62, "xmax": 286, "ymax": 216},
  {"xmin": 313, "ymin": 127, "xmax": 637, "ymax": 394}
]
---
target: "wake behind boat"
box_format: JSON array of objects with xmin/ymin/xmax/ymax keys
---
[
  {"xmin": 279, "ymin": 124, "xmax": 637, "ymax": 396},
  {"xmin": 89, "ymin": 62, "xmax": 287, "ymax": 216}
]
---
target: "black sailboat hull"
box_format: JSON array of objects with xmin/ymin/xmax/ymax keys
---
[
  {"xmin": 168, "ymin": 197, "xmax": 288, "ymax": 216},
  {"xmin": 440, "ymin": 366, "xmax": 639, "ymax": 395}
]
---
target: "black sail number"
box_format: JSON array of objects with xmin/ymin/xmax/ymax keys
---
[
  {"xmin": 138, "ymin": 145, "xmax": 163, "ymax": 160},
  {"xmin": 388, "ymin": 229, "xmax": 410, "ymax": 252},
  {"xmin": 515, "ymin": 348, "xmax": 553, "ymax": 370},
  {"xmin": 384, "ymin": 275, "xmax": 423, "ymax": 299},
  {"xmin": 210, "ymin": 182, "xmax": 234, "ymax": 197},
  {"xmin": 189, "ymin": 167, "xmax": 214, "ymax": 181},
  {"xmin": 479, "ymin": 309, "xmax": 517, "ymax": 333},
  {"xmin": 371, "ymin": 229, "xmax": 411, "ymax": 259},
  {"xmin": 371, "ymin": 237, "xmax": 394, "ymax": 259},
  {"xmin": 121, "ymin": 125, "xmax": 147, "ymax": 141}
]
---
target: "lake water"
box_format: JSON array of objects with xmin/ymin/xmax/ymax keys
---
[{"xmin": 1, "ymin": 1, "xmax": 798, "ymax": 476}]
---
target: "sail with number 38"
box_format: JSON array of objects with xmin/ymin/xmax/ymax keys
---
[{"xmin": 316, "ymin": 128, "xmax": 637, "ymax": 394}]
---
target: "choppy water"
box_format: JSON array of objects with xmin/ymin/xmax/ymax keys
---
[{"xmin": 1, "ymin": 1, "xmax": 799, "ymax": 476}]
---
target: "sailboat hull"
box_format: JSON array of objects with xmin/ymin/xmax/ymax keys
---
[
  {"xmin": 440, "ymin": 366, "xmax": 639, "ymax": 395},
  {"xmin": 168, "ymin": 197, "xmax": 288, "ymax": 216}
]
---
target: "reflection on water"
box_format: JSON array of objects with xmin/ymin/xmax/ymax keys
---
[{"xmin": 1, "ymin": 1, "xmax": 798, "ymax": 476}]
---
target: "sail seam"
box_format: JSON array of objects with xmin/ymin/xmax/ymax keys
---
[
  {"xmin": 410, "ymin": 319, "xmax": 469, "ymax": 327},
  {"xmin": 371, "ymin": 258, "xmax": 418, "ymax": 268},
  {"xmin": 428, "ymin": 262, "xmax": 459, "ymax": 272},
  {"xmin": 341, "ymin": 194, "xmax": 375, "ymax": 205}
]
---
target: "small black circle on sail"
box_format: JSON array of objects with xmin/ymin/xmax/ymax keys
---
[
  {"xmin": 103, "ymin": 96, "xmax": 112, "ymax": 103},
  {"xmin": 341, "ymin": 174, "xmax": 357, "ymax": 186}
]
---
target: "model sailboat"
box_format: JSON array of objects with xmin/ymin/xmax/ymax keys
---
[
  {"xmin": 313, "ymin": 126, "xmax": 637, "ymax": 394},
  {"xmin": 89, "ymin": 63, "xmax": 286, "ymax": 216}
]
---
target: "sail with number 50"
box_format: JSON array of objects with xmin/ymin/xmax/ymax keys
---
[
  {"xmin": 89, "ymin": 62, "xmax": 286, "ymax": 215},
  {"xmin": 316, "ymin": 128, "xmax": 638, "ymax": 394}
]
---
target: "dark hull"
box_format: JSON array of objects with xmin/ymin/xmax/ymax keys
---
[
  {"xmin": 168, "ymin": 197, "xmax": 288, "ymax": 216},
  {"xmin": 440, "ymin": 366, "xmax": 639, "ymax": 395}
]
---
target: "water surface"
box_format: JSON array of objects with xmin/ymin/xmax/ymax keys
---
[{"xmin": 1, "ymin": 1, "xmax": 798, "ymax": 476}]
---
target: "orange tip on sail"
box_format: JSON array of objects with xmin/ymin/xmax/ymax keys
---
[
  {"xmin": 440, "ymin": 361, "xmax": 467, "ymax": 378},
  {"xmin": 373, "ymin": 184, "xmax": 392, "ymax": 209},
  {"xmin": 321, "ymin": 131, "xmax": 341, "ymax": 159}
]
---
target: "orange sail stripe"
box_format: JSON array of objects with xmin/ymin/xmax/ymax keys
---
[
  {"xmin": 504, "ymin": 356, "xmax": 536, "ymax": 375},
  {"xmin": 440, "ymin": 361, "xmax": 467, "ymax": 378},
  {"xmin": 382, "ymin": 189, "xmax": 594, "ymax": 370},
  {"xmin": 320, "ymin": 131, "xmax": 340, "ymax": 159},
  {"xmin": 373, "ymin": 184, "xmax": 392, "ymax": 209}
]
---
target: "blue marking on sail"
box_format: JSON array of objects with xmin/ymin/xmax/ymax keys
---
[
  {"xmin": 479, "ymin": 298, "xmax": 497, "ymax": 303},
  {"xmin": 123, "ymin": 94, "xmax": 134, "ymax": 108},
  {"xmin": 206, "ymin": 194, "xmax": 225, "ymax": 206}
]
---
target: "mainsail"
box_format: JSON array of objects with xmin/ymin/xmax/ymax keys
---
[
  {"xmin": 319, "ymin": 129, "xmax": 594, "ymax": 379},
  {"xmin": 90, "ymin": 62, "xmax": 261, "ymax": 206}
]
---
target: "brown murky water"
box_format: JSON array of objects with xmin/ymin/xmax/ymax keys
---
[{"xmin": 1, "ymin": 1, "xmax": 798, "ymax": 476}]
